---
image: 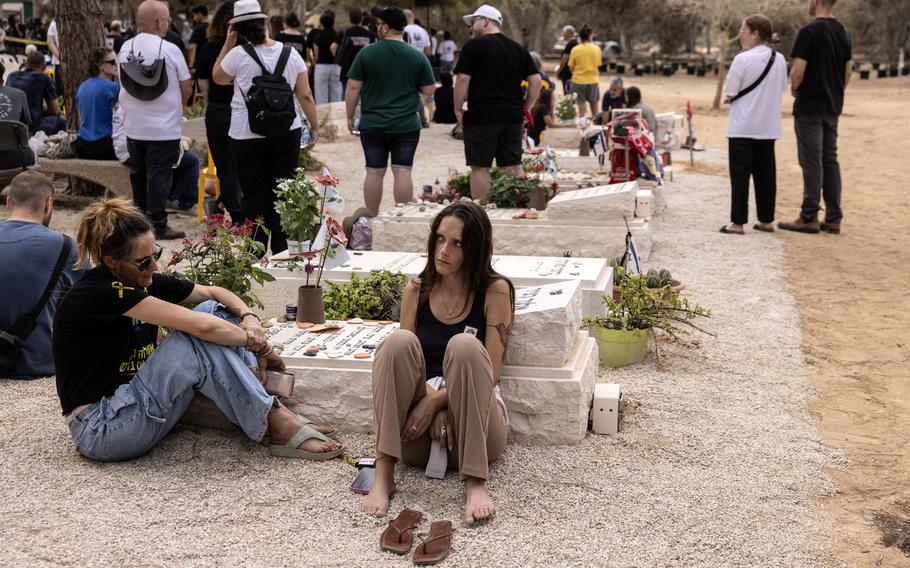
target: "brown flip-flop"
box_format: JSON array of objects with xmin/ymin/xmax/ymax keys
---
[
  {"xmin": 413, "ymin": 521, "xmax": 454, "ymax": 565},
  {"xmin": 719, "ymin": 225, "xmax": 744, "ymax": 235},
  {"xmin": 752, "ymin": 223, "xmax": 775, "ymax": 233},
  {"xmin": 380, "ymin": 508, "xmax": 422, "ymax": 554}
]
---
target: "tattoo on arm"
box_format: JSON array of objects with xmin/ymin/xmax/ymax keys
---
[{"xmin": 488, "ymin": 323, "xmax": 511, "ymax": 350}]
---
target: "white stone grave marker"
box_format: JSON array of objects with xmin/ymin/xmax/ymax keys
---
[{"xmin": 546, "ymin": 182, "xmax": 638, "ymax": 221}]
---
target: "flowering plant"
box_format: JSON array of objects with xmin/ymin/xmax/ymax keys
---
[
  {"xmin": 274, "ymin": 168, "xmax": 322, "ymax": 246},
  {"xmin": 555, "ymin": 93, "xmax": 578, "ymax": 121},
  {"xmin": 165, "ymin": 215, "xmax": 275, "ymax": 309}
]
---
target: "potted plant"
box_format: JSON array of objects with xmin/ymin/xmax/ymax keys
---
[
  {"xmin": 323, "ymin": 270, "xmax": 409, "ymax": 320},
  {"xmin": 555, "ymin": 93, "xmax": 578, "ymax": 123},
  {"xmin": 609, "ymin": 258, "xmax": 685, "ymax": 300},
  {"xmin": 166, "ymin": 215, "xmax": 275, "ymax": 309},
  {"xmin": 274, "ymin": 168, "xmax": 343, "ymax": 323},
  {"xmin": 483, "ymin": 172, "xmax": 556, "ymax": 210},
  {"xmin": 583, "ymin": 275, "xmax": 711, "ymax": 368}
]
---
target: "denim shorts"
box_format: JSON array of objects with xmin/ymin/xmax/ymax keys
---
[{"xmin": 359, "ymin": 128, "xmax": 420, "ymax": 169}]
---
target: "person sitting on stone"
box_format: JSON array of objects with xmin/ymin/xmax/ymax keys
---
[
  {"xmin": 1, "ymin": 171, "xmax": 85, "ymax": 379},
  {"xmin": 594, "ymin": 76, "xmax": 625, "ymax": 125},
  {"xmin": 362, "ymin": 201, "xmax": 513, "ymax": 525},
  {"xmin": 53, "ymin": 198, "xmax": 343, "ymax": 462},
  {"xmin": 75, "ymin": 46, "xmax": 120, "ymax": 161},
  {"xmin": 528, "ymin": 88, "xmax": 572, "ymax": 147},
  {"xmin": 5, "ymin": 51, "xmax": 67, "ymax": 135}
]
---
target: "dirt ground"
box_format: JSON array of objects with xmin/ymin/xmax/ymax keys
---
[{"xmin": 625, "ymin": 72, "xmax": 910, "ymax": 566}]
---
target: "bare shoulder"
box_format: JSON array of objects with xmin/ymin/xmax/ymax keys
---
[{"xmin": 487, "ymin": 277, "xmax": 512, "ymax": 297}]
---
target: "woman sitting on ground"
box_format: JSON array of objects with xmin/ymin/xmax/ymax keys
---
[
  {"xmin": 53, "ymin": 198, "xmax": 343, "ymax": 462},
  {"xmin": 74, "ymin": 46, "xmax": 120, "ymax": 160},
  {"xmin": 363, "ymin": 201, "xmax": 514, "ymax": 525}
]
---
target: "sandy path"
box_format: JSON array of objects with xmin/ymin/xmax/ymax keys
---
[{"xmin": 636, "ymin": 73, "xmax": 910, "ymax": 566}]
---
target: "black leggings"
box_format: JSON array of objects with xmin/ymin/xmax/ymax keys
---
[
  {"xmin": 232, "ymin": 129, "xmax": 301, "ymax": 256},
  {"xmin": 204, "ymin": 103, "xmax": 243, "ymax": 222}
]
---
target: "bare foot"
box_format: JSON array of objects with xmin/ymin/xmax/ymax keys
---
[
  {"xmin": 463, "ymin": 477, "xmax": 494, "ymax": 525},
  {"xmin": 362, "ymin": 456, "xmax": 396, "ymax": 517}
]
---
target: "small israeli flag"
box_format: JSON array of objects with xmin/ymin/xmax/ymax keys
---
[
  {"xmin": 625, "ymin": 234, "xmax": 642, "ymax": 276},
  {"xmin": 545, "ymin": 145, "xmax": 558, "ymax": 179}
]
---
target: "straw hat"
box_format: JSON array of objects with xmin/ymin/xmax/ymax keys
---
[{"xmin": 229, "ymin": 0, "xmax": 268, "ymax": 25}]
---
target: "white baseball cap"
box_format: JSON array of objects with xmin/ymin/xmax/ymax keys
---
[{"xmin": 463, "ymin": 4, "xmax": 503, "ymax": 26}]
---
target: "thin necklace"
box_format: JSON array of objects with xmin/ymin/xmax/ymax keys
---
[{"xmin": 443, "ymin": 296, "xmax": 466, "ymax": 318}]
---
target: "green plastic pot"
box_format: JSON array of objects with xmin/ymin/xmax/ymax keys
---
[{"xmin": 593, "ymin": 326, "xmax": 650, "ymax": 368}]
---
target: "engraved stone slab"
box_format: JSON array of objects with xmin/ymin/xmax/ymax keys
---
[
  {"xmin": 505, "ymin": 280, "xmax": 582, "ymax": 367},
  {"xmin": 373, "ymin": 214, "xmax": 652, "ymax": 261},
  {"xmin": 280, "ymin": 327, "xmax": 599, "ymax": 445},
  {"xmin": 546, "ymin": 182, "xmax": 638, "ymax": 221}
]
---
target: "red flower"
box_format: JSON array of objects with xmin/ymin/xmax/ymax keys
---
[{"xmin": 316, "ymin": 175, "xmax": 340, "ymax": 186}]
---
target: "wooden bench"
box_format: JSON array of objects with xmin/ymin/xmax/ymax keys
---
[{"xmin": 37, "ymin": 157, "xmax": 132, "ymax": 198}]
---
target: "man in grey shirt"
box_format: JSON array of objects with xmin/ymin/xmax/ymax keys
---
[
  {"xmin": 0, "ymin": 61, "xmax": 34, "ymax": 170},
  {"xmin": 626, "ymin": 86, "xmax": 658, "ymax": 140}
]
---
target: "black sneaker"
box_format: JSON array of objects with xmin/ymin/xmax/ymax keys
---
[{"xmin": 156, "ymin": 225, "xmax": 185, "ymax": 240}]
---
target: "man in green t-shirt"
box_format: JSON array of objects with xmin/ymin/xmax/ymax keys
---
[{"xmin": 345, "ymin": 7, "xmax": 436, "ymax": 214}]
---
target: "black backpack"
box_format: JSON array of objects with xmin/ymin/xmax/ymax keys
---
[
  {"xmin": 0, "ymin": 236, "xmax": 71, "ymax": 376},
  {"xmin": 240, "ymin": 44, "xmax": 296, "ymax": 137}
]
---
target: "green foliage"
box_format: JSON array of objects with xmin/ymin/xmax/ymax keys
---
[
  {"xmin": 555, "ymin": 93, "xmax": 577, "ymax": 121},
  {"xmin": 299, "ymin": 148, "xmax": 324, "ymax": 172},
  {"xmin": 584, "ymin": 275, "xmax": 711, "ymax": 338},
  {"xmin": 444, "ymin": 169, "xmax": 474, "ymax": 199},
  {"xmin": 274, "ymin": 168, "xmax": 322, "ymax": 244},
  {"xmin": 183, "ymin": 104, "xmax": 205, "ymax": 120},
  {"xmin": 166, "ymin": 216, "xmax": 275, "ymax": 310},
  {"xmin": 483, "ymin": 173, "xmax": 554, "ymax": 208},
  {"xmin": 324, "ymin": 271, "xmax": 409, "ymax": 321}
]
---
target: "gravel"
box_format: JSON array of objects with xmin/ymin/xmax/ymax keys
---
[{"xmin": 0, "ymin": 132, "xmax": 843, "ymax": 566}]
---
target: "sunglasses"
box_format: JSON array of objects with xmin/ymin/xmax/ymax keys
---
[
  {"xmin": 133, "ymin": 244, "xmax": 163, "ymax": 272},
  {"xmin": 103, "ymin": 59, "xmax": 117, "ymax": 65}
]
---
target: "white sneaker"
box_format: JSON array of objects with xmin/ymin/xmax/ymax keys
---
[{"xmin": 174, "ymin": 204, "xmax": 197, "ymax": 218}]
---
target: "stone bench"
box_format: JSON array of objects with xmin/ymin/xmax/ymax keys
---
[{"xmin": 37, "ymin": 158, "xmax": 131, "ymax": 198}]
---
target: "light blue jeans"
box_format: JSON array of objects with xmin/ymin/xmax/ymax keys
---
[
  {"xmin": 67, "ymin": 301, "xmax": 274, "ymax": 462},
  {"xmin": 314, "ymin": 63, "xmax": 342, "ymax": 105}
]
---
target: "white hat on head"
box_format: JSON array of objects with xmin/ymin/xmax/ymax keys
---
[
  {"xmin": 463, "ymin": 4, "xmax": 503, "ymax": 26},
  {"xmin": 229, "ymin": 0, "xmax": 268, "ymax": 24}
]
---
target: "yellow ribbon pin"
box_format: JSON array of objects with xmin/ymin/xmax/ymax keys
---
[{"xmin": 111, "ymin": 281, "xmax": 135, "ymax": 299}]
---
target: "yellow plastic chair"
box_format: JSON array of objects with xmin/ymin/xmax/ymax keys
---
[{"xmin": 197, "ymin": 149, "xmax": 221, "ymax": 223}]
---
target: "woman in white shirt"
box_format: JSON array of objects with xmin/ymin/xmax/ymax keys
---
[
  {"xmin": 720, "ymin": 15, "xmax": 788, "ymax": 235},
  {"xmin": 213, "ymin": 0, "xmax": 319, "ymax": 255},
  {"xmin": 436, "ymin": 31, "xmax": 457, "ymax": 75}
]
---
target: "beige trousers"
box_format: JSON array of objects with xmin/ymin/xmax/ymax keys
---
[{"xmin": 372, "ymin": 329, "xmax": 509, "ymax": 480}]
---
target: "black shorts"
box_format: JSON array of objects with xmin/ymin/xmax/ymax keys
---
[{"xmin": 463, "ymin": 122, "xmax": 523, "ymax": 168}]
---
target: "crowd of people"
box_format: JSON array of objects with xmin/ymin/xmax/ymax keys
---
[{"xmin": 1, "ymin": 0, "xmax": 851, "ymax": 543}]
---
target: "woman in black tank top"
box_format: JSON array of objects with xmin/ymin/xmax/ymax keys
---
[{"xmin": 364, "ymin": 202, "xmax": 515, "ymax": 528}]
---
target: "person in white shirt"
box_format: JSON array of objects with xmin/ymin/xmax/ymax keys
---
[
  {"xmin": 213, "ymin": 0, "xmax": 319, "ymax": 256},
  {"xmin": 118, "ymin": 0, "xmax": 193, "ymax": 240},
  {"xmin": 720, "ymin": 14, "xmax": 788, "ymax": 235},
  {"xmin": 436, "ymin": 30, "xmax": 457, "ymax": 75},
  {"xmin": 403, "ymin": 9, "xmax": 433, "ymax": 128}
]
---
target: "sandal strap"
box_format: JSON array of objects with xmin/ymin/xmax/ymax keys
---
[
  {"xmin": 416, "ymin": 530, "xmax": 454, "ymax": 549},
  {"xmin": 385, "ymin": 519, "xmax": 418, "ymax": 538},
  {"xmin": 285, "ymin": 425, "xmax": 328, "ymax": 449}
]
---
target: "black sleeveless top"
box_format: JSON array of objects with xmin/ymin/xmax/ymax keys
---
[{"xmin": 415, "ymin": 283, "xmax": 487, "ymax": 379}]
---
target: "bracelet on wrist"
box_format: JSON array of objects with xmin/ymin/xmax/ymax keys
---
[
  {"xmin": 254, "ymin": 344, "xmax": 274, "ymax": 358},
  {"xmin": 239, "ymin": 311, "xmax": 260, "ymax": 322}
]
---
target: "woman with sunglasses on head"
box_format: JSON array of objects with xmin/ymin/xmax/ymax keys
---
[
  {"xmin": 363, "ymin": 201, "xmax": 514, "ymax": 526},
  {"xmin": 52, "ymin": 198, "xmax": 343, "ymax": 462},
  {"xmin": 74, "ymin": 47, "xmax": 120, "ymax": 160}
]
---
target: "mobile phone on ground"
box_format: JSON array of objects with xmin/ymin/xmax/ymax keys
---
[{"xmin": 350, "ymin": 467, "xmax": 376, "ymax": 495}]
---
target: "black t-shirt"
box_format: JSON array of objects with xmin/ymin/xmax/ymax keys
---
[
  {"xmin": 53, "ymin": 267, "xmax": 194, "ymax": 415},
  {"xmin": 196, "ymin": 41, "xmax": 233, "ymax": 105},
  {"xmin": 275, "ymin": 31, "xmax": 307, "ymax": 58},
  {"xmin": 453, "ymin": 33, "xmax": 537, "ymax": 125},
  {"xmin": 312, "ymin": 29, "xmax": 338, "ymax": 64},
  {"xmin": 529, "ymin": 103, "xmax": 550, "ymax": 145},
  {"xmin": 337, "ymin": 26, "xmax": 377, "ymax": 77},
  {"xmin": 165, "ymin": 28, "xmax": 185, "ymax": 52},
  {"xmin": 558, "ymin": 39, "xmax": 578, "ymax": 81},
  {"xmin": 790, "ymin": 18, "xmax": 851, "ymax": 116},
  {"xmin": 189, "ymin": 22, "xmax": 209, "ymax": 67}
]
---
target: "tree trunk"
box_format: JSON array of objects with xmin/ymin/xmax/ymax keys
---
[
  {"xmin": 57, "ymin": 0, "xmax": 106, "ymax": 132},
  {"xmin": 712, "ymin": 33, "xmax": 730, "ymax": 111}
]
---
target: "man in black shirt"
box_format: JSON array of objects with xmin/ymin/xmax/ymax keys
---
[
  {"xmin": 454, "ymin": 4, "xmax": 540, "ymax": 200},
  {"xmin": 556, "ymin": 25, "xmax": 577, "ymax": 95},
  {"xmin": 186, "ymin": 5, "xmax": 209, "ymax": 71},
  {"xmin": 778, "ymin": 0, "xmax": 852, "ymax": 235},
  {"xmin": 335, "ymin": 7, "xmax": 377, "ymax": 94}
]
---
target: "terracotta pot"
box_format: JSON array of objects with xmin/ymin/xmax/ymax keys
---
[
  {"xmin": 527, "ymin": 185, "xmax": 547, "ymax": 210},
  {"xmin": 612, "ymin": 279, "xmax": 685, "ymax": 301},
  {"xmin": 297, "ymin": 285, "xmax": 325, "ymax": 324}
]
